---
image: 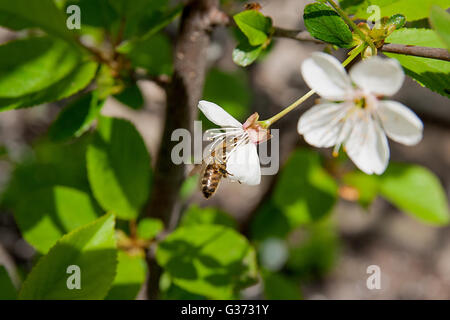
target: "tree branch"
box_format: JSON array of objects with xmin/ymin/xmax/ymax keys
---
[
  {"xmin": 380, "ymin": 43, "xmax": 450, "ymax": 61},
  {"xmin": 273, "ymin": 27, "xmax": 450, "ymax": 62},
  {"xmin": 145, "ymin": 0, "xmax": 223, "ymax": 299}
]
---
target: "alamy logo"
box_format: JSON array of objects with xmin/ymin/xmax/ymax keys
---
[
  {"xmin": 66, "ymin": 5, "xmax": 81, "ymax": 30},
  {"xmin": 170, "ymin": 121, "xmax": 280, "ymax": 176},
  {"xmin": 66, "ymin": 265, "xmax": 81, "ymax": 290},
  {"xmin": 366, "ymin": 265, "xmax": 381, "ymax": 290},
  {"xmin": 366, "ymin": 5, "xmax": 381, "ymax": 29}
]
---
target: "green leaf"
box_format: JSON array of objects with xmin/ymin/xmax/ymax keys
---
[
  {"xmin": 156, "ymin": 225, "xmax": 258, "ymax": 299},
  {"xmin": 96, "ymin": 64, "xmax": 121, "ymax": 100},
  {"xmin": 108, "ymin": 0, "xmax": 151, "ymax": 21},
  {"xmin": 273, "ymin": 149, "xmax": 338, "ymax": 226},
  {"xmin": 66, "ymin": 0, "xmax": 118, "ymax": 29},
  {"xmin": 385, "ymin": 28, "xmax": 450, "ymax": 97},
  {"xmin": 231, "ymin": 26, "xmax": 267, "ymax": 67},
  {"xmin": 122, "ymin": 34, "xmax": 173, "ymax": 76},
  {"xmin": 286, "ymin": 220, "xmax": 339, "ymax": 280},
  {"xmin": 1, "ymin": 137, "xmax": 91, "ymax": 210},
  {"xmin": 386, "ymin": 14, "xmax": 407, "ymax": 30},
  {"xmin": 0, "ymin": 37, "xmax": 81, "ymax": 98},
  {"xmin": 180, "ymin": 204, "xmax": 237, "ymax": 229},
  {"xmin": 0, "ymin": 0, "xmax": 76, "ymax": 43},
  {"xmin": 114, "ymin": 84, "xmax": 144, "ymax": 110},
  {"xmin": 105, "ymin": 251, "xmax": 146, "ymax": 300},
  {"xmin": 49, "ymin": 92, "xmax": 105, "ymax": 142},
  {"xmin": 108, "ymin": 0, "xmax": 167, "ymax": 14},
  {"xmin": 19, "ymin": 214, "xmax": 117, "ymax": 300},
  {"xmin": 87, "ymin": 116, "xmax": 151, "ymax": 220},
  {"xmin": 0, "ymin": 266, "xmax": 17, "ymax": 300},
  {"xmin": 233, "ymin": 10, "xmax": 272, "ymax": 46},
  {"xmin": 262, "ymin": 271, "xmax": 301, "ymax": 300},
  {"xmin": 339, "ymin": 0, "xmax": 366, "ymax": 15},
  {"xmin": 113, "ymin": 0, "xmax": 180, "ymax": 40},
  {"xmin": 251, "ymin": 201, "xmax": 291, "ymax": 241},
  {"xmin": 0, "ymin": 61, "xmax": 98, "ymax": 111},
  {"xmin": 430, "ymin": 5, "xmax": 450, "ymax": 50},
  {"xmin": 201, "ymin": 68, "xmax": 251, "ymax": 125},
  {"xmin": 232, "ymin": 41, "xmax": 263, "ymax": 67},
  {"xmin": 379, "ymin": 163, "xmax": 449, "ymax": 225},
  {"xmin": 160, "ymin": 272, "xmax": 206, "ymax": 300},
  {"xmin": 137, "ymin": 218, "xmax": 164, "ymax": 240},
  {"xmin": 303, "ymin": 3, "xmax": 353, "ymax": 48},
  {"xmin": 135, "ymin": 3, "xmax": 181, "ymax": 38},
  {"xmin": 348, "ymin": 0, "xmax": 450, "ymax": 22},
  {"xmin": 179, "ymin": 175, "xmax": 199, "ymax": 201},
  {"xmin": 0, "ymin": 11, "xmax": 30, "ymax": 31},
  {"xmin": 14, "ymin": 186, "xmax": 102, "ymax": 253},
  {"xmin": 342, "ymin": 171, "xmax": 380, "ymax": 207}
]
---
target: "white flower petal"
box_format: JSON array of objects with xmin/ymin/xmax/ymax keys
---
[
  {"xmin": 377, "ymin": 100, "xmax": 423, "ymax": 146},
  {"xmin": 350, "ymin": 57, "xmax": 404, "ymax": 96},
  {"xmin": 301, "ymin": 52, "xmax": 353, "ymax": 101},
  {"xmin": 198, "ymin": 100, "xmax": 242, "ymax": 127},
  {"xmin": 298, "ymin": 103, "xmax": 351, "ymax": 148},
  {"xmin": 226, "ymin": 143, "xmax": 261, "ymax": 185},
  {"xmin": 345, "ymin": 114, "xmax": 389, "ymax": 175}
]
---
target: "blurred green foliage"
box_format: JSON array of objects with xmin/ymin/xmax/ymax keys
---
[
  {"xmin": 49, "ymin": 92, "xmax": 106, "ymax": 142},
  {"xmin": 1, "ymin": 137, "xmax": 92, "ymax": 210},
  {"xmin": 344, "ymin": 162, "xmax": 450, "ymax": 225},
  {"xmin": 262, "ymin": 271, "xmax": 302, "ymax": 300},
  {"xmin": 114, "ymin": 83, "xmax": 144, "ymax": 110},
  {"xmin": 137, "ymin": 218, "xmax": 164, "ymax": 240},
  {"xmin": 201, "ymin": 68, "xmax": 251, "ymax": 128},
  {"xmin": 0, "ymin": 266, "xmax": 17, "ymax": 300},
  {"xmin": 180, "ymin": 204, "xmax": 237, "ymax": 229},
  {"xmin": 273, "ymin": 149, "xmax": 338, "ymax": 226},
  {"xmin": 15, "ymin": 186, "xmax": 101, "ymax": 253}
]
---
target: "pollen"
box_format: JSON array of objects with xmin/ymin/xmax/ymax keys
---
[{"xmin": 353, "ymin": 97, "xmax": 367, "ymax": 109}]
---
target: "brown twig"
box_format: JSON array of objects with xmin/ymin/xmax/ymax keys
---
[
  {"xmin": 132, "ymin": 71, "xmax": 171, "ymax": 88},
  {"xmin": 145, "ymin": 0, "xmax": 224, "ymax": 300},
  {"xmin": 273, "ymin": 27, "xmax": 323, "ymax": 44},
  {"xmin": 380, "ymin": 43, "xmax": 450, "ymax": 61},
  {"xmin": 272, "ymin": 27, "xmax": 450, "ymax": 62}
]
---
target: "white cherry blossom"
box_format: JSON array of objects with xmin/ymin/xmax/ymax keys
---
[
  {"xmin": 198, "ymin": 100, "xmax": 269, "ymax": 185},
  {"xmin": 298, "ymin": 53, "xmax": 423, "ymax": 175}
]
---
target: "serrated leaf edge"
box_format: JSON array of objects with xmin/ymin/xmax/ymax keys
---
[{"xmin": 18, "ymin": 213, "xmax": 118, "ymax": 300}]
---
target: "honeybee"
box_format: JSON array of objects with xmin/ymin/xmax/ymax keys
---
[
  {"xmin": 198, "ymin": 137, "xmax": 241, "ymax": 199},
  {"xmin": 200, "ymin": 140, "xmax": 230, "ymax": 199},
  {"xmin": 201, "ymin": 160, "xmax": 228, "ymax": 199},
  {"xmin": 244, "ymin": 2, "xmax": 262, "ymax": 11}
]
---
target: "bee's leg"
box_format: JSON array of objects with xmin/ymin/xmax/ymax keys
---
[{"xmin": 224, "ymin": 170, "xmax": 242, "ymax": 184}]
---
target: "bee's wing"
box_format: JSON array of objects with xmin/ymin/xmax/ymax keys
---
[{"xmin": 188, "ymin": 153, "xmax": 215, "ymax": 177}]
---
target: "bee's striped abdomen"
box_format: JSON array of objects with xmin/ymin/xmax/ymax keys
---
[{"xmin": 201, "ymin": 164, "xmax": 223, "ymax": 199}]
